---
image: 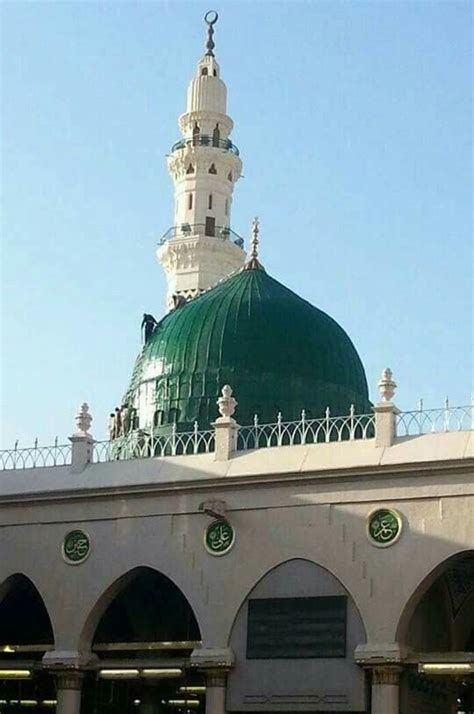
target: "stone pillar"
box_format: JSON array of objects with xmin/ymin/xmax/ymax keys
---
[
  {"xmin": 55, "ymin": 671, "xmax": 83, "ymax": 714},
  {"xmin": 69, "ymin": 403, "xmax": 94, "ymax": 472},
  {"xmin": 213, "ymin": 419, "xmax": 239, "ymax": 461},
  {"xmin": 213, "ymin": 386, "xmax": 239, "ymax": 461},
  {"xmin": 371, "ymin": 666, "xmax": 401, "ymax": 714},
  {"xmin": 374, "ymin": 369, "xmax": 399, "ymax": 447},
  {"xmin": 205, "ymin": 670, "xmax": 227, "ymax": 714}
]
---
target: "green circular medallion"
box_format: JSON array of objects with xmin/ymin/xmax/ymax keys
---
[
  {"xmin": 204, "ymin": 519, "xmax": 235, "ymax": 556},
  {"xmin": 62, "ymin": 529, "xmax": 91, "ymax": 565},
  {"xmin": 367, "ymin": 509, "xmax": 402, "ymax": 548}
]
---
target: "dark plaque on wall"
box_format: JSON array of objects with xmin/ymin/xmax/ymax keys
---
[{"xmin": 247, "ymin": 596, "xmax": 347, "ymax": 659}]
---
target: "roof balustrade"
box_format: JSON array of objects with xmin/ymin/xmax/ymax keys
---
[{"xmin": 0, "ymin": 401, "xmax": 472, "ymax": 471}]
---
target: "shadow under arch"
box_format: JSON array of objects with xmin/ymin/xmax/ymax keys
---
[
  {"xmin": 396, "ymin": 548, "xmax": 474, "ymax": 646},
  {"xmin": 226, "ymin": 556, "xmax": 368, "ymax": 646},
  {"xmin": 79, "ymin": 565, "xmax": 202, "ymax": 652},
  {"xmin": 0, "ymin": 573, "xmax": 55, "ymax": 647}
]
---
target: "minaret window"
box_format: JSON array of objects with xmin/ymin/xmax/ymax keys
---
[
  {"xmin": 188, "ymin": 193, "xmax": 193, "ymax": 210},
  {"xmin": 205, "ymin": 216, "xmax": 216, "ymax": 237},
  {"xmin": 212, "ymin": 124, "xmax": 220, "ymax": 147},
  {"xmin": 201, "ymin": 67, "xmax": 208, "ymax": 76},
  {"xmin": 192, "ymin": 123, "xmax": 200, "ymax": 146},
  {"xmin": 208, "ymin": 194, "xmax": 213, "ymax": 210},
  {"xmin": 186, "ymin": 163, "xmax": 195, "ymax": 174},
  {"xmin": 227, "ymin": 171, "xmax": 233, "ymax": 182},
  {"xmin": 209, "ymin": 164, "xmax": 217, "ymax": 174}
]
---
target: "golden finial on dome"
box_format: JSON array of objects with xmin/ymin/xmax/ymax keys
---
[{"xmin": 243, "ymin": 217, "xmax": 265, "ymax": 271}]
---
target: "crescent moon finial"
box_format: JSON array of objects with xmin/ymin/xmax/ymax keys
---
[{"xmin": 204, "ymin": 11, "xmax": 219, "ymax": 56}]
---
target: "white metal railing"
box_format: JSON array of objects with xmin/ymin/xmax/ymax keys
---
[
  {"xmin": 237, "ymin": 408, "xmax": 375, "ymax": 451},
  {"xmin": 0, "ymin": 439, "xmax": 71, "ymax": 470},
  {"xmin": 1, "ymin": 402, "xmax": 472, "ymax": 471},
  {"xmin": 93, "ymin": 423, "xmax": 215, "ymax": 463},
  {"xmin": 396, "ymin": 401, "xmax": 473, "ymax": 437}
]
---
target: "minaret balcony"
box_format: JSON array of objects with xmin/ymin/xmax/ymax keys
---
[
  {"xmin": 160, "ymin": 223, "xmax": 244, "ymax": 248},
  {"xmin": 171, "ymin": 135, "xmax": 240, "ymax": 156}
]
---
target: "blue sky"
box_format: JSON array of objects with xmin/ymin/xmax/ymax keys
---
[{"xmin": 1, "ymin": 0, "xmax": 472, "ymax": 447}]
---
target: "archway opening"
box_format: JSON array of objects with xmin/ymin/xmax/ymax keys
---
[
  {"xmin": 83, "ymin": 568, "xmax": 205, "ymax": 714},
  {"xmin": 0, "ymin": 574, "xmax": 55, "ymax": 711},
  {"xmin": 398, "ymin": 551, "xmax": 474, "ymax": 714}
]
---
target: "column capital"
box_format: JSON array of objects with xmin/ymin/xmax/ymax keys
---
[
  {"xmin": 205, "ymin": 669, "xmax": 227, "ymax": 687},
  {"xmin": 54, "ymin": 670, "xmax": 84, "ymax": 690},
  {"xmin": 371, "ymin": 665, "xmax": 403, "ymax": 685}
]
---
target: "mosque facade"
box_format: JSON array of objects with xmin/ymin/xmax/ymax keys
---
[{"xmin": 0, "ymin": 12, "xmax": 473, "ymax": 714}]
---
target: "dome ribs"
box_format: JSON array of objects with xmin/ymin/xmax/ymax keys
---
[{"xmin": 126, "ymin": 266, "xmax": 371, "ymax": 430}]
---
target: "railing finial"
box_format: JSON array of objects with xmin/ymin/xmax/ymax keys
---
[
  {"xmin": 378, "ymin": 368, "xmax": 397, "ymax": 403},
  {"xmin": 74, "ymin": 402, "xmax": 93, "ymax": 436},
  {"xmin": 217, "ymin": 385, "xmax": 237, "ymax": 419}
]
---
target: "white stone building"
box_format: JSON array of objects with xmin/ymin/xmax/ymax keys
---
[{"xmin": 0, "ymin": 12, "xmax": 472, "ymax": 714}]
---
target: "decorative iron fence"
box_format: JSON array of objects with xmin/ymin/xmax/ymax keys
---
[
  {"xmin": 237, "ymin": 409, "xmax": 375, "ymax": 451},
  {"xmin": 1, "ymin": 403, "xmax": 472, "ymax": 471},
  {"xmin": 159, "ymin": 223, "xmax": 244, "ymax": 247},
  {"xmin": 0, "ymin": 439, "xmax": 71, "ymax": 470},
  {"xmin": 170, "ymin": 136, "xmax": 240, "ymax": 156},
  {"xmin": 93, "ymin": 424, "xmax": 215, "ymax": 463},
  {"xmin": 396, "ymin": 402, "xmax": 473, "ymax": 437}
]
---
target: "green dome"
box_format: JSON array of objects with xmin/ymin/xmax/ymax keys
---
[{"xmin": 126, "ymin": 265, "xmax": 371, "ymax": 429}]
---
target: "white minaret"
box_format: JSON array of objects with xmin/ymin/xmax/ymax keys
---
[{"xmin": 157, "ymin": 11, "xmax": 246, "ymax": 308}]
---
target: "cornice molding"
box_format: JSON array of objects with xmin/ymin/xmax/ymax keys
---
[{"xmin": 0, "ymin": 457, "xmax": 472, "ymax": 509}]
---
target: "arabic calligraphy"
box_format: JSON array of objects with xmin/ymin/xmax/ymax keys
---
[
  {"xmin": 367, "ymin": 509, "xmax": 402, "ymax": 547},
  {"xmin": 63, "ymin": 530, "xmax": 91, "ymax": 564},
  {"xmin": 205, "ymin": 520, "xmax": 235, "ymax": 555}
]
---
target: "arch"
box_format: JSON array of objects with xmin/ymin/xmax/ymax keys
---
[
  {"xmin": 0, "ymin": 573, "xmax": 54, "ymax": 646},
  {"xmin": 212, "ymin": 123, "xmax": 220, "ymax": 147},
  {"xmin": 79, "ymin": 566, "xmax": 202, "ymax": 651},
  {"xmin": 227, "ymin": 557, "xmax": 367, "ymax": 646},
  {"xmin": 153, "ymin": 409, "xmax": 164, "ymax": 427},
  {"xmin": 186, "ymin": 163, "xmax": 195, "ymax": 174},
  {"xmin": 201, "ymin": 67, "xmax": 208, "ymax": 76},
  {"xmin": 208, "ymin": 163, "xmax": 217, "ymax": 174},
  {"xmin": 226, "ymin": 558, "xmax": 367, "ymax": 713},
  {"xmin": 396, "ymin": 549, "xmax": 474, "ymax": 646}
]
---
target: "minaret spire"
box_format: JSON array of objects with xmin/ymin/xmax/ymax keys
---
[
  {"xmin": 157, "ymin": 12, "xmax": 246, "ymax": 309},
  {"xmin": 204, "ymin": 10, "xmax": 218, "ymax": 57}
]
